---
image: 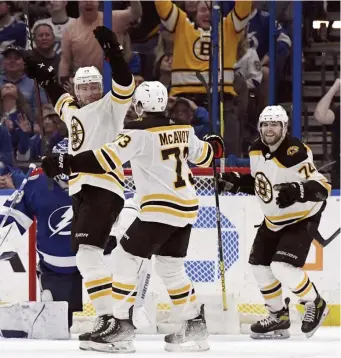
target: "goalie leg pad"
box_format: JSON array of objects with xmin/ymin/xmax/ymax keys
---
[
  {"xmin": 76, "ymin": 244, "xmax": 113, "ymax": 316},
  {"xmin": 38, "ymin": 261, "xmax": 83, "ymax": 328},
  {"xmin": 0, "ymin": 302, "xmax": 69, "ymax": 339},
  {"xmin": 155, "ymin": 255, "xmax": 200, "ymax": 321}
]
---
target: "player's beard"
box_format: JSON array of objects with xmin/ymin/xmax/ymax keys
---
[{"xmin": 262, "ymin": 130, "xmax": 283, "ymax": 146}]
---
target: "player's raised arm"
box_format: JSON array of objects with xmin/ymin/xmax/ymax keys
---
[{"xmin": 93, "ymin": 26, "xmax": 135, "ymax": 106}]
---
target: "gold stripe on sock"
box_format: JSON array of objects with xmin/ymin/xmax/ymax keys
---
[
  {"xmin": 85, "ymin": 277, "xmax": 112, "ymax": 289},
  {"xmin": 167, "ymin": 284, "xmax": 191, "ymax": 295}
]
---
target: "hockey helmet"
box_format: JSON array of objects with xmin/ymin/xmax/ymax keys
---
[
  {"xmin": 74, "ymin": 66, "xmax": 103, "ymax": 105},
  {"xmin": 258, "ymin": 105, "xmax": 289, "ymax": 145},
  {"xmin": 132, "ymin": 81, "xmax": 168, "ymax": 116},
  {"xmin": 52, "ymin": 138, "xmax": 69, "ymax": 190}
]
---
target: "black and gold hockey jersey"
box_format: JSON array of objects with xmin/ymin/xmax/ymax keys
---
[
  {"xmin": 54, "ymin": 78, "xmax": 135, "ymax": 197},
  {"xmin": 155, "ymin": 0, "xmax": 251, "ymax": 96},
  {"xmin": 248, "ymin": 136, "xmax": 331, "ymax": 232},
  {"xmin": 91, "ymin": 123, "xmax": 213, "ymax": 227}
]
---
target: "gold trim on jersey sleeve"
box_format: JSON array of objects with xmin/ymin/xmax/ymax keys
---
[
  {"xmin": 111, "ymin": 78, "xmax": 135, "ymax": 104},
  {"xmin": 94, "ymin": 149, "xmax": 112, "ymax": 173},
  {"xmin": 102, "ymin": 144, "xmax": 123, "ymax": 169},
  {"xmin": 193, "ymin": 142, "xmax": 214, "ymax": 168}
]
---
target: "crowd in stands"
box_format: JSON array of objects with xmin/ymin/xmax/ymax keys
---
[{"xmin": 0, "ymin": 1, "xmax": 339, "ymax": 190}]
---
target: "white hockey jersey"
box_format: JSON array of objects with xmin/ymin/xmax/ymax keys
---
[
  {"xmin": 92, "ymin": 123, "xmax": 214, "ymax": 227},
  {"xmin": 233, "ymin": 48, "xmax": 262, "ymax": 89},
  {"xmin": 249, "ymin": 136, "xmax": 331, "ymax": 232},
  {"xmin": 54, "ymin": 78, "xmax": 135, "ymax": 197}
]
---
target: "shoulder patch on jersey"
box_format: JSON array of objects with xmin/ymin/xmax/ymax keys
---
[
  {"xmin": 274, "ymin": 136, "xmax": 308, "ymax": 168},
  {"xmin": 287, "ymin": 146, "xmax": 299, "ymax": 156}
]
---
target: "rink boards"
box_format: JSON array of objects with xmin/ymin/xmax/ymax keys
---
[{"xmin": 0, "ymin": 192, "xmax": 340, "ymax": 326}]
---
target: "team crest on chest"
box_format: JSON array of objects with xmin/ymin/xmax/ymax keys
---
[
  {"xmin": 255, "ymin": 172, "xmax": 273, "ymax": 203},
  {"xmin": 193, "ymin": 35, "xmax": 211, "ymax": 61},
  {"xmin": 287, "ymin": 146, "xmax": 299, "ymax": 156},
  {"xmin": 71, "ymin": 116, "xmax": 84, "ymax": 151}
]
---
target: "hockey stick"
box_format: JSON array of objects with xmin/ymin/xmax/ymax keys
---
[
  {"xmin": 132, "ymin": 259, "xmax": 153, "ymax": 329},
  {"xmin": 0, "ymin": 164, "xmax": 36, "ymax": 257},
  {"xmin": 196, "ymin": 70, "xmax": 228, "ymax": 311},
  {"xmin": 218, "ymin": 2, "xmax": 225, "ymax": 173}
]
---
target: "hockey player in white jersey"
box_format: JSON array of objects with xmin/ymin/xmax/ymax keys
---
[
  {"xmin": 217, "ymin": 105, "xmax": 331, "ymax": 339},
  {"xmin": 41, "ymin": 81, "xmax": 225, "ymax": 353},
  {"xmin": 22, "ymin": 26, "xmax": 135, "ymax": 343}
]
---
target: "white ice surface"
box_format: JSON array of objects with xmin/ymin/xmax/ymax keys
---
[{"xmin": 0, "ymin": 328, "xmax": 340, "ymax": 358}]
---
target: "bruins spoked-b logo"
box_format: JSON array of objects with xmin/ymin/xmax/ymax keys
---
[
  {"xmin": 193, "ymin": 35, "xmax": 211, "ymax": 61},
  {"xmin": 255, "ymin": 172, "xmax": 273, "ymax": 203},
  {"xmin": 71, "ymin": 116, "xmax": 84, "ymax": 151}
]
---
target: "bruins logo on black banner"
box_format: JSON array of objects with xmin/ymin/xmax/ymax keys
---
[
  {"xmin": 71, "ymin": 116, "xmax": 84, "ymax": 151},
  {"xmin": 255, "ymin": 172, "xmax": 273, "ymax": 203}
]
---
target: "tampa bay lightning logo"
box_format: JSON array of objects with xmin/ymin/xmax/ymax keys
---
[{"xmin": 48, "ymin": 206, "xmax": 73, "ymax": 237}]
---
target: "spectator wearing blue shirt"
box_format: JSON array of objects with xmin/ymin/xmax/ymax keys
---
[
  {"xmin": 247, "ymin": 3, "xmax": 291, "ymax": 108},
  {"xmin": 0, "ymin": 162, "xmax": 25, "ymax": 189},
  {"xmin": 0, "ymin": 82, "xmax": 33, "ymax": 155},
  {"xmin": 17, "ymin": 104, "xmax": 65, "ymax": 161},
  {"xmin": 0, "ymin": 46, "xmax": 48, "ymax": 117},
  {"xmin": 0, "ymin": 1, "xmax": 27, "ymax": 69},
  {"xmin": 168, "ymin": 97, "xmax": 210, "ymax": 140},
  {"xmin": 0, "ymin": 123, "xmax": 13, "ymax": 167}
]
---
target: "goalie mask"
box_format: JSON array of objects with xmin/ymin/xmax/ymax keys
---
[
  {"xmin": 74, "ymin": 66, "xmax": 103, "ymax": 106},
  {"xmin": 52, "ymin": 138, "xmax": 69, "ymax": 190},
  {"xmin": 132, "ymin": 81, "xmax": 168, "ymax": 117},
  {"xmin": 258, "ymin": 105, "xmax": 289, "ymax": 147}
]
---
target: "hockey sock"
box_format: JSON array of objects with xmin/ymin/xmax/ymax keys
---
[
  {"xmin": 251, "ymin": 264, "xmax": 284, "ymax": 311},
  {"xmin": 76, "ymin": 245, "xmax": 113, "ymax": 316},
  {"xmin": 271, "ymin": 262, "xmax": 318, "ymax": 302},
  {"xmin": 155, "ymin": 255, "xmax": 200, "ymax": 320},
  {"xmin": 110, "ymin": 244, "xmax": 141, "ymax": 319},
  {"xmin": 291, "ymin": 272, "xmax": 318, "ymax": 301}
]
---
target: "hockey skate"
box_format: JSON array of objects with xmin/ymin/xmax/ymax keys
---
[
  {"xmin": 300, "ymin": 293, "xmax": 329, "ymax": 338},
  {"xmin": 78, "ymin": 331, "xmax": 91, "ymax": 350},
  {"xmin": 164, "ymin": 304, "xmax": 209, "ymax": 352},
  {"xmin": 88, "ymin": 311, "xmax": 135, "ymax": 353},
  {"xmin": 250, "ymin": 297, "xmax": 291, "ymax": 339}
]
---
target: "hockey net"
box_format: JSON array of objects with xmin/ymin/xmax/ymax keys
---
[{"xmin": 27, "ymin": 167, "xmax": 277, "ymax": 334}]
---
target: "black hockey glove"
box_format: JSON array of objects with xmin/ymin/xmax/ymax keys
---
[
  {"xmin": 203, "ymin": 133, "xmax": 225, "ymax": 159},
  {"xmin": 42, "ymin": 153, "xmax": 74, "ymax": 178},
  {"xmin": 22, "ymin": 51, "xmax": 57, "ymax": 86},
  {"xmin": 274, "ymin": 182, "xmax": 305, "ymax": 209},
  {"xmin": 216, "ymin": 172, "xmax": 241, "ymax": 195},
  {"xmin": 93, "ymin": 26, "xmax": 123, "ymax": 60}
]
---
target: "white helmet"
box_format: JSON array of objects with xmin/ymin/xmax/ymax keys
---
[
  {"xmin": 132, "ymin": 81, "xmax": 168, "ymax": 116},
  {"xmin": 74, "ymin": 66, "xmax": 103, "ymax": 102},
  {"xmin": 258, "ymin": 105, "xmax": 289, "ymax": 144}
]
